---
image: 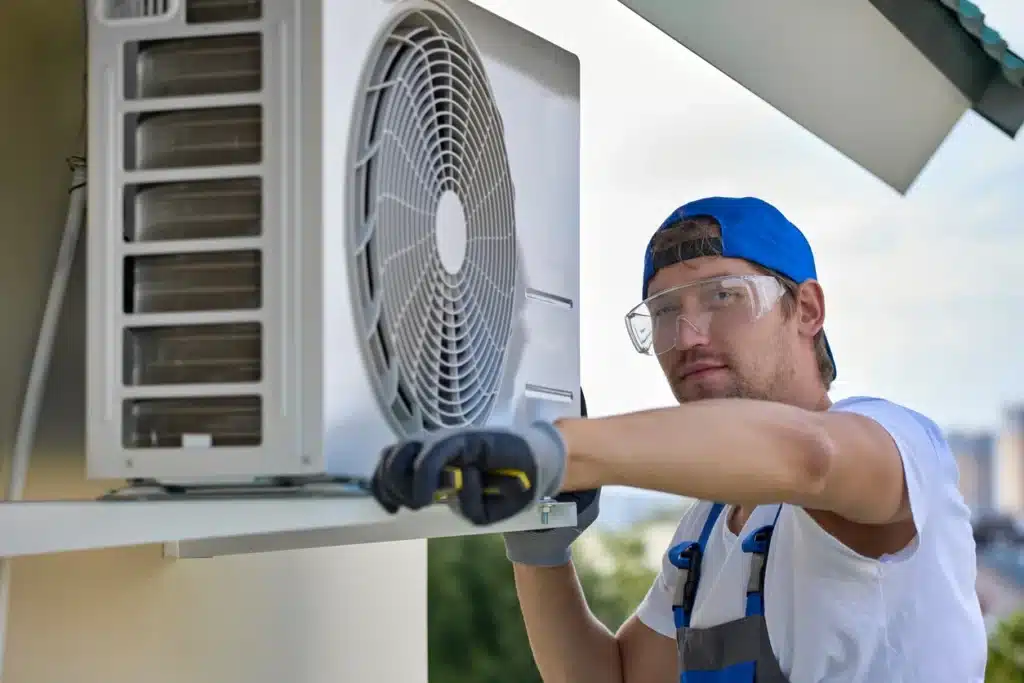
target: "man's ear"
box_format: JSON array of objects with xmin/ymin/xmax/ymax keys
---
[{"xmin": 796, "ymin": 280, "xmax": 826, "ymax": 339}]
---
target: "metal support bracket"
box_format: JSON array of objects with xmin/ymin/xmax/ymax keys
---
[{"xmin": 0, "ymin": 497, "xmax": 576, "ymax": 559}]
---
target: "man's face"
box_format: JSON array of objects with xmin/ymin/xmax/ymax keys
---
[{"xmin": 645, "ymin": 256, "xmax": 798, "ymax": 404}]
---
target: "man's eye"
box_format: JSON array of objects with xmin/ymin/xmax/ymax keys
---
[
  {"xmin": 652, "ymin": 306, "xmax": 679, "ymax": 319},
  {"xmin": 713, "ymin": 289, "xmax": 743, "ymax": 303}
]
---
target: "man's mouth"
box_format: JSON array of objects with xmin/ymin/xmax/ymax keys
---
[{"xmin": 678, "ymin": 363, "xmax": 728, "ymax": 381}]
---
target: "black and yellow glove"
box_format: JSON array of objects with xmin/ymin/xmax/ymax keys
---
[{"xmin": 368, "ymin": 422, "xmax": 568, "ymax": 526}]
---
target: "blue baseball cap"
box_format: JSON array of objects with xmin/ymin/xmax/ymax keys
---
[{"xmin": 640, "ymin": 196, "xmax": 836, "ymax": 381}]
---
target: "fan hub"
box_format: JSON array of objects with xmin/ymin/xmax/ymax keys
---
[{"xmin": 434, "ymin": 189, "xmax": 468, "ymax": 275}]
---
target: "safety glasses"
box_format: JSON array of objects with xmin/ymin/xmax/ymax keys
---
[{"xmin": 624, "ymin": 274, "xmax": 786, "ymax": 356}]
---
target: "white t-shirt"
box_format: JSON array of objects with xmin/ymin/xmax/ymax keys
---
[{"xmin": 635, "ymin": 396, "xmax": 987, "ymax": 683}]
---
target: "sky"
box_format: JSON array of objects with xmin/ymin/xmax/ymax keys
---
[
  {"xmin": 472, "ymin": 0, "xmax": 1024, "ymax": 436},
  {"xmin": 468, "ymin": 0, "xmax": 1024, "ymax": 519}
]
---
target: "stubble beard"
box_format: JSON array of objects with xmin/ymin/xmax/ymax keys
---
[{"xmin": 672, "ymin": 350, "xmax": 793, "ymax": 405}]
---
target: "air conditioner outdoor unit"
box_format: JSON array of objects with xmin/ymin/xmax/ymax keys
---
[{"xmin": 85, "ymin": 0, "xmax": 581, "ymax": 491}]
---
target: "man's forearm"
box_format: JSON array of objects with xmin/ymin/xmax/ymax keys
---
[
  {"xmin": 513, "ymin": 562, "xmax": 622, "ymax": 683},
  {"xmin": 554, "ymin": 398, "xmax": 834, "ymax": 508}
]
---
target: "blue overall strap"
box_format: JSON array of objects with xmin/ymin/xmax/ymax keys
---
[
  {"xmin": 740, "ymin": 505, "xmax": 783, "ymax": 618},
  {"xmin": 669, "ymin": 502, "xmax": 725, "ymax": 628}
]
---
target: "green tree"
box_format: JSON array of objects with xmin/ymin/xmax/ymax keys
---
[
  {"xmin": 987, "ymin": 611, "xmax": 1024, "ymax": 683},
  {"xmin": 428, "ymin": 530, "xmax": 657, "ymax": 682},
  {"xmin": 579, "ymin": 530, "xmax": 660, "ymax": 631},
  {"xmin": 427, "ymin": 533, "xmax": 539, "ymax": 683}
]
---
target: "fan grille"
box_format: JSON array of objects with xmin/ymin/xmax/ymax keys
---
[{"xmin": 350, "ymin": 3, "xmax": 518, "ymax": 436}]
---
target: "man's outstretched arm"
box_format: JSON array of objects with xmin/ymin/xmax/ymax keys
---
[{"xmin": 554, "ymin": 397, "xmax": 914, "ymax": 528}]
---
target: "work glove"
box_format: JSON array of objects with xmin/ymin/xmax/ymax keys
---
[
  {"xmin": 502, "ymin": 487, "xmax": 601, "ymax": 566},
  {"xmin": 503, "ymin": 388, "xmax": 601, "ymax": 567},
  {"xmin": 368, "ymin": 419, "xmax": 569, "ymax": 527}
]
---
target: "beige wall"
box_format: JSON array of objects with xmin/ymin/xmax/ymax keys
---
[{"xmin": 0, "ymin": 3, "xmax": 427, "ymax": 681}]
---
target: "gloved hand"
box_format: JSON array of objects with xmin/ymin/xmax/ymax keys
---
[
  {"xmin": 503, "ymin": 487, "xmax": 601, "ymax": 566},
  {"xmin": 503, "ymin": 387, "xmax": 601, "ymax": 567},
  {"xmin": 368, "ymin": 420, "xmax": 569, "ymax": 526}
]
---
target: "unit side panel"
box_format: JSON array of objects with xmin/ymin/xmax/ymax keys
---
[
  {"xmin": 86, "ymin": 13, "xmax": 125, "ymax": 476},
  {"xmin": 469, "ymin": 9, "xmax": 583, "ymax": 422},
  {"xmin": 294, "ymin": 0, "xmax": 327, "ymax": 474}
]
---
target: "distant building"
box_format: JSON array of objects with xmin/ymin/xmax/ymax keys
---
[
  {"xmin": 947, "ymin": 430, "xmax": 997, "ymax": 514},
  {"xmin": 973, "ymin": 514, "xmax": 1024, "ymax": 632},
  {"xmin": 996, "ymin": 406, "xmax": 1024, "ymax": 513}
]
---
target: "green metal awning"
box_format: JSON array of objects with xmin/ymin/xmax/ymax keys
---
[
  {"xmin": 617, "ymin": 0, "xmax": 1024, "ymax": 193},
  {"xmin": 940, "ymin": 0, "xmax": 1024, "ymax": 88},
  {"xmin": 873, "ymin": 0, "xmax": 1024, "ymax": 138}
]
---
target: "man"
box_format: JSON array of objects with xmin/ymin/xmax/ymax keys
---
[{"xmin": 371, "ymin": 196, "xmax": 987, "ymax": 682}]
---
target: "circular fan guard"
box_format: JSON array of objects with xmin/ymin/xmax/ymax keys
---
[{"xmin": 349, "ymin": 3, "xmax": 518, "ymax": 437}]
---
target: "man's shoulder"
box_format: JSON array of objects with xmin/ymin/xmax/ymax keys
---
[
  {"xmin": 829, "ymin": 395, "xmax": 942, "ymax": 433},
  {"xmin": 826, "ymin": 395, "xmax": 966, "ymax": 542},
  {"xmin": 828, "ymin": 395, "xmax": 953, "ymax": 472}
]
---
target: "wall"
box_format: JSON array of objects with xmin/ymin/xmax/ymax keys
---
[{"xmin": 0, "ymin": 2, "xmax": 427, "ymax": 681}]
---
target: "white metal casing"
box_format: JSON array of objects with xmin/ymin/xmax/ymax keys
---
[{"xmin": 86, "ymin": 0, "xmax": 581, "ymax": 484}]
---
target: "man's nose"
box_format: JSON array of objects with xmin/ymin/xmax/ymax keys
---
[{"xmin": 674, "ymin": 314, "xmax": 709, "ymax": 351}]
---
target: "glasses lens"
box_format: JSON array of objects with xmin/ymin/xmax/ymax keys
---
[{"xmin": 625, "ymin": 276, "xmax": 783, "ymax": 355}]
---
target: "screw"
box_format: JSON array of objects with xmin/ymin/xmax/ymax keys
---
[
  {"xmin": 125, "ymin": 458, "xmax": 134, "ymax": 468},
  {"xmin": 300, "ymin": 455, "xmax": 312, "ymax": 466},
  {"xmin": 541, "ymin": 502, "xmax": 551, "ymax": 525}
]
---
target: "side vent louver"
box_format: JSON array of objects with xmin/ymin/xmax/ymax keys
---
[
  {"xmin": 106, "ymin": 0, "xmax": 174, "ymax": 20},
  {"xmin": 118, "ymin": 6, "xmax": 266, "ymax": 452},
  {"xmin": 104, "ymin": 0, "xmax": 261, "ymax": 22}
]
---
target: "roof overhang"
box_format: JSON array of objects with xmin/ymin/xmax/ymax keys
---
[{"xmin": 617, "ymin": 0, "xmax": 1024, "ymax": 194}]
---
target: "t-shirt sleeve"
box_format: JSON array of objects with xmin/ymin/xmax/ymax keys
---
[
  {"xmin": 826, "ymin": 396, "xmax": 954, "ymax": 557},
  {"xmin": 634, "ymin": 564, "xmax": 677, "ymax": 638}
]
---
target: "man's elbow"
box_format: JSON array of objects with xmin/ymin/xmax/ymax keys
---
[
  {"xmin": 788, "ymin": 419, "xmax": 836, "ymax": 500},
  {"xmin": 790, "ymin": 413, "xmax": 909, "ymax": 524}
]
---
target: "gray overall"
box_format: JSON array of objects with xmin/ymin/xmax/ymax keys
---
[{"xmin": 669, "ymin": 503, "xmax": 791, "ymax": 683}]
